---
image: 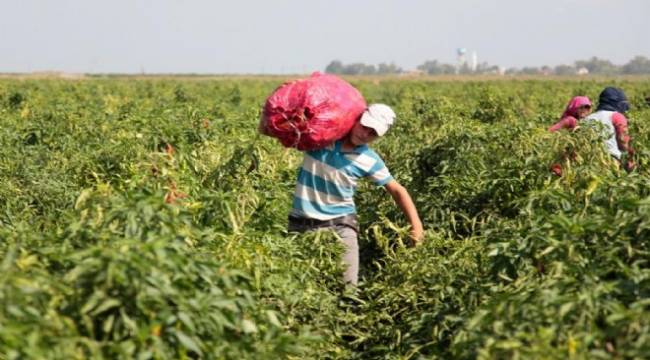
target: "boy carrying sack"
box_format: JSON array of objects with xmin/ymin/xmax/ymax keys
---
[{"xmin": 285, "ymin": 104, "xmax": 423, "ymax": 286}]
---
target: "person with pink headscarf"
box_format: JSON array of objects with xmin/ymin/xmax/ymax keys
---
[
  {"xmin": 548, "ymin": 96, "xmax": 592, "ymax": 132},
  {"xmin": 548, "ymin": 96, "xmax": 592, "ymax": 176}
]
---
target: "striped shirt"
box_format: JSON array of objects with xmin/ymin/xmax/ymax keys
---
[{"xmin": 291, "ymin": 141, "xmax": 393, "ymax": 220}]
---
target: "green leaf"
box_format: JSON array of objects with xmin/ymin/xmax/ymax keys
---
[
  {"xmin": 175, "ymin": 330, "xmax": 203, "ymax": 356},
  {"xmin": 103, "ymin": 314, "xmax": 115, "ymax": 334},
  {"xmin": 177, "ymin": 312, "xmax": 195, "ymax": 332},
  {"xmin": 241, "ymin": 319, "xmax": 258, "ymax": 334},
  {"xmin": 91, "ymin": 298, "xmax": 121, "ymax": 316},
  {"xmin": 266, "ymin": 310, "xmax": 281, "ymax": 327}
]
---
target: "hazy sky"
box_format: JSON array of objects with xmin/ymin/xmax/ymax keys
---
[{"xmin": 1, "ymin": 0, "xmax": 648, "ymax": 74}]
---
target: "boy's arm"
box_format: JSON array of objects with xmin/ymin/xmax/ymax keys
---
[{"xmin": 384, "ymin": 180, "xmax": 424, "ymax": 244}]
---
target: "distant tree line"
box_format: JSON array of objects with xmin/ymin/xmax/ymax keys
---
[
  {"xmin": 416, "ymin": 61, "xmax": 501, "ymax": 75},
  {"xmin": 325, "ymin": 60, "xmax": 403, "ymax": 75},
  {"xmin": 506, "ymin": 56, "xmax": 650, "ymax": 75},
  {"xmin": 325, "ymin": 56, "xmax": 650, "ymax": 76}
]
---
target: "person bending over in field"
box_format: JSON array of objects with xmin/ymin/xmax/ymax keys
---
[
  {"xmin": 583, "ymin": 87, "xmax": 635, "ymax": 171},
  {"xmin": 287, "ymin": 104, "xmax": 424, "ymax": 286},
  {"xmin": 548, "ymin": 96, "xmax": 592, "ymax": 176},
  {"xmin": 548, "ymin": 96, "xmax": 592, "ymax": 132}
]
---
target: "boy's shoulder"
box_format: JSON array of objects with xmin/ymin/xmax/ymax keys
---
[
  {"xmin": 348, "ymin": 145, "xmax": 388, "ymax": 171},
  {"xmin": 356, "ymin": 144, "xmax": 382, "ymax": 158},
  {"xmin": 304, "ymin": 142, "xmax": 337, "ymax": 157},
  {"xmin": 305, "ymin": 141, "xmax": 385, "ymax": 165}
]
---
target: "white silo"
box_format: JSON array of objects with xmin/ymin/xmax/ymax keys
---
[
  {"xmin": 456, "ymin": 48, "xmax": 467, "ymax": 73},
  {"xmin": 471, "ymin": 51, "xmax": 478, "ymax": 72}
]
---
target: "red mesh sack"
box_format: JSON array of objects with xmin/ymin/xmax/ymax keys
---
[{"xmin": 260, "ymin": 72, "xmax": 366, "ymax": 151}]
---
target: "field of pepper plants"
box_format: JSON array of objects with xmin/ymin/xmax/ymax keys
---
[{"xmin": 1, "ymin": 76, "xmax": 650, "ymax": 359}]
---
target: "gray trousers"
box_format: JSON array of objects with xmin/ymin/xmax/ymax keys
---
[{"xmin": 288, "ymin": 219, "xmax": 359, "ymax": 286}]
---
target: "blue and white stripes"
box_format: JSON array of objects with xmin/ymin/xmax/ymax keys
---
[{"xmin": 291, "ymin": 141, "xmax": 393, "ymax": 220}]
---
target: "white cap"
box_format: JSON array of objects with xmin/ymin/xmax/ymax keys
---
[{"xmin": 359, "ymin": 104, "xmax": 396, "ymax": 137}]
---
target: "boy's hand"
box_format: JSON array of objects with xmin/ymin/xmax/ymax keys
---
[
  {"xmin": 410, "ymin": 226, "xmax": 424, "ymax": 246},
  {"xmin": 384, "ymin": 180, "xmax": 424, "ymax": 247}
]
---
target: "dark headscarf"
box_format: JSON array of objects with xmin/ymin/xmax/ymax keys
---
[{"xmin": 596, "ymin": 87, "xmax": 630, "ymax": 113}]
